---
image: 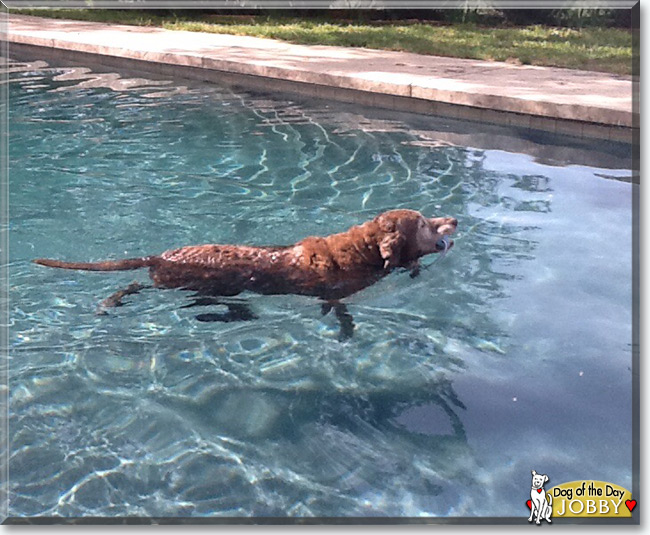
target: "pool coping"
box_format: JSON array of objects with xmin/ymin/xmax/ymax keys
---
[{"xmin": 3, "ymin": 14, "xmax": 637, "ymax": 143}]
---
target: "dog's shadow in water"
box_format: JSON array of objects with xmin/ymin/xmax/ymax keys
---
[
  {"xmin": 186, "ymin": 296, "xmax": 355, "ymax": 341},
  {"xmin": 99, "ymin": 283, "xmax": 356, "ymax": 341},
  {"xmin": 153, "ymin": 378, "xmax": 468, "ymax": 447}
]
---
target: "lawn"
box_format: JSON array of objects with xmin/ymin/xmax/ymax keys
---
[{"xmin": 14, "ymin": 9, "xmax": 633, "ymax": 75}]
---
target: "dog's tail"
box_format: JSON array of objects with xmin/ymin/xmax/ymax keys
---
[{"xmin": 33, "ymin": 256, "xmax": 156, "ymax": 271}]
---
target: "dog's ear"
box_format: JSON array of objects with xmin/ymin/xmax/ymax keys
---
[
  {"xmin": 379, "ymin": 231, "xmax": 406, "ymax": 269},
  {"xmin": 377, "ymin": 214, "xmax": 406, "ymax": 269},
  {"xmin": 544, "ymin": 475, "xmax": 549, "ymax": 483},
  {"xmin": 532, "ymin": 470, "xmax": 537, "ymax": 476}
]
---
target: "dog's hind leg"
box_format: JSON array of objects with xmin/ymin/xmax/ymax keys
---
[
  {"xmin": 96, "ymin": 281, "xmax": 148, "ymax": 315},
  {"xmin": 544, "ymin": 497, "xmax": 552, "ymax": 523},
  {"xmin": 322, "ymin": 301, "xmax": 355, "ymax": 341}
]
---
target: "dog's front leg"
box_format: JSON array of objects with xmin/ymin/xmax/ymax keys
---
[
  {"xmin": 406, "ymin": 260, "xmax": 421, "ymax": 278},
  {"xmin": 321, "ymin": 301, "xmax": 355, "ymax": 341},
  {"xmin": 535, "ymin": 500, "xmax": 543, "ymax": 524}
]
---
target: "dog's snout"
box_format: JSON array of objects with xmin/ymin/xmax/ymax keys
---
[{"xmin": 429, "ymin": 216, "xmax": 458, "ymax": 232}]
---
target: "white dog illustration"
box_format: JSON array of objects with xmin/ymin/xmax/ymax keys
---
[{"xmin": 528, "ymin": 470, "xmax": 553, "ymax": 524}]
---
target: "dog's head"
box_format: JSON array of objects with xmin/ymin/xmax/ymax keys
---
[
  {"xmin": 531, "ymin": 470, "xmax": 549, "ymax": 490},
  {"xmin": 376, "ymin": 209, "xmax": 458, "ymax": 269}
]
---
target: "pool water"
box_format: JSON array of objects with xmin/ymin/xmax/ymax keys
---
[{"xmin": 7, "ymin": 57, "xmax": 635, "ymax": 519}]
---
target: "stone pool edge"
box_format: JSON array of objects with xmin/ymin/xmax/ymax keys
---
[{"xmin": 3, "ymin": 15, "xmax": 636, "ymax": 143}]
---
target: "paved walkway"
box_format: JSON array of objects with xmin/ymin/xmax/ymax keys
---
[{"xmin": 4, "ymin": 14, "xmax": 634, "ymax": 130}]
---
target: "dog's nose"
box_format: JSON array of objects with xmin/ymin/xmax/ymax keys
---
[{"xmin": 448, "ymin": 218, "xmax": 458, "ymax": 228}]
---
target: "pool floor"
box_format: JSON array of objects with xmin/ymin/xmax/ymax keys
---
[{"xmin": 6, "ymin": 56, "xmax": 636, "ymax": 520}]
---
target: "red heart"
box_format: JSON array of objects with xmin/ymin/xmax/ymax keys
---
[
  {"xmin": 625, "ymin": 499, "xmax": 637, "ymax": 512},
  {"xmin": 526, "ymin": 499, "xmax": 532, "ymax": 509},
  {"xmin": 537, "ymin": 488, "xmax": 543, "ymax": 493}
]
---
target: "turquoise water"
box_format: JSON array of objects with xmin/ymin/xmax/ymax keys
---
[{"xmin": 8, "ymin": 57, "xmax": 635, "ymax": 519}]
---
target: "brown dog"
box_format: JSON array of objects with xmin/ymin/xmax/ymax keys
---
[{"xmin": 34, "ymin": 209, "xmax": 457, "ymax": 338}]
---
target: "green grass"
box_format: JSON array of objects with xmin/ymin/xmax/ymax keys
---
[{"xmin": 14, "ymin": 9, "xmax": 633, "ymax": 75}]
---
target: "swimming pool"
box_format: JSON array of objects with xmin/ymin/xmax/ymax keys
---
[{"xmin": 7, "ymin": 56, "xmax": 635, "ymax": 520}]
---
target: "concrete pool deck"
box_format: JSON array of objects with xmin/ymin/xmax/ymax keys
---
[{"xmin": 3, "ymin": 14, "xmax": 636, "ymax": 141}]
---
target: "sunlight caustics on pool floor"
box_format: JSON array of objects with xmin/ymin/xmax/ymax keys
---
[{"xmin": 7, "ymin": 57, "xmax": 634, "ymax": 519}]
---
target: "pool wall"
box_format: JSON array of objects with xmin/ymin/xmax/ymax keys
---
[{"xmin": 3, "ymin": 13, "xmax": 637, "ymax": 144}]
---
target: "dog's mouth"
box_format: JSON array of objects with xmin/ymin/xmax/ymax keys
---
[
  {"xmin": 431, "ymin": 218, "xmax": 457, "ymax": 254},
  {"xmin": 434, "ymin": 235, "xmax": 454, "ymax": 254}
]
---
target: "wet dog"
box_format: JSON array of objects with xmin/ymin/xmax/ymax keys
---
[{"xmin": 34, "ymin": 209, "xmax": 457, "ymax": 339}]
